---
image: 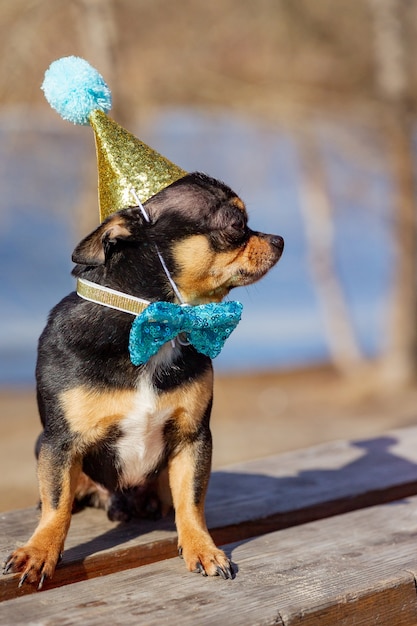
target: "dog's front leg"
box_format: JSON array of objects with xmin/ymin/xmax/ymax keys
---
[
  {"xmin": 168, "ymin": 431, "xmax": 234, "ymax": 579},
  {"xmin": 4, "ymin": 439, "xmax": 81, "ymax": 589}
]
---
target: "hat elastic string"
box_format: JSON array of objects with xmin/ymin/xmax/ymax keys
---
[{"xmin": 130, "ymin": 188, "xmax": 185, "ymax": 305}]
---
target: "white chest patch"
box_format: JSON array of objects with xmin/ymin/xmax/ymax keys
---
[{"xmin": 116, "ymin": 377, "xmax": 173, "ymax": 488}]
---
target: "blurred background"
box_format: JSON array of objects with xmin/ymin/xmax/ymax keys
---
[{"xmin": 2, "ymin": 0, "xmax": 417, "ymax": 510}]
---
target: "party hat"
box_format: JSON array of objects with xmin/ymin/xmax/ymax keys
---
[{"xmin": 42, "ymin": 56, "xmax": 187, "ymax": 222}]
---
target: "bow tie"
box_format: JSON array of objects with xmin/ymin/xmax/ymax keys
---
[{"xmin": 128, "ymin": 301, "xmax": 243, "ymax": 365}]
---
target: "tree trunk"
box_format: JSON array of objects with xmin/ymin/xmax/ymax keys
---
[
  {"xmin": 297, "ymin": 124, "xmax": 364, "ymax": 373},
  {"xmin": 369, "ymin": 0, "xmax": 417, "ymax": 385}
]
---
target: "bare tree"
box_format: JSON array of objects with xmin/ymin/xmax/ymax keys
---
[
  {"xmin": 297, "ymin": 123, "xmax": 364, "ymax": 373},
  {"xmin": 369, "ymin": 0, "xmax": 417, "ymax": 386}
]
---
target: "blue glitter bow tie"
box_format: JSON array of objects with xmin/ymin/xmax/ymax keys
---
[{"xmin": 128, "ymin": 300, "xmax": 243, "ymax": 365}]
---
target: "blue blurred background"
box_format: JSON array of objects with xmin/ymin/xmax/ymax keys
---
[{"xmin": 1, "ymin": 0, "xmax": 416, "ymax": 390}]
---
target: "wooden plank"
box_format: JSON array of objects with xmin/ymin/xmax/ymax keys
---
[
  {"xmin": 3, "ymin": 496, "xmax": 417, "ymax": 625},
  {"xmin": 3, "ymin": 425, "xmax": 417, "ymax": 601}
]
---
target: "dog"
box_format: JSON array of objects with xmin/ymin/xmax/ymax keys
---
[{"xmin": 4, "ymin": 172, "xmax": 283, "ymax": 588}]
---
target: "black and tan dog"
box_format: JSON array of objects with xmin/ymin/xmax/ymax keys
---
[{"xmin": 4, "ymin": 172, "xmax": 283, "ymax": 588}]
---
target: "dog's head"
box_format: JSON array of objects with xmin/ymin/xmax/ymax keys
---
[{"xmin": 72, "ymin": 172, "xmax": 284, "ymax": 304}]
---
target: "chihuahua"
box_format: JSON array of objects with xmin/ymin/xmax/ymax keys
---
[{"xmin": 4, "ymin": 172, "xmax": 283, "ymax": 588}]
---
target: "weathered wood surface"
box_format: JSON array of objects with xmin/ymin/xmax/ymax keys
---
[
  {"xmin": 3, "ymin": 495, "xmax": 417, "ymax": 625},
  {"xmin": 2, "ymin": 426, "xmax": 417, "ymax": 602}
]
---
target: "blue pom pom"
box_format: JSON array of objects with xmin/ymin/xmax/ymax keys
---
[{"xmin": 41, "ymin": 56, "xmax": 112, "ymax": 126}]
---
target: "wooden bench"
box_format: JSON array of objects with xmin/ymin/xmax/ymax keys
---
[{"xmin": 2, "ymin": 426, "xmax": 417, "ymax": 624}]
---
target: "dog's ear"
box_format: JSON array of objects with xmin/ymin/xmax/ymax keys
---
[{"xmin": 72, "ymin": 216, "xmax": 132, "ymax": 266}]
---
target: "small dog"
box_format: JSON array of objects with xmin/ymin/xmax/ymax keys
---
[{"xmin": 4, "ymin": 172, "xmax": 283, "ymax": 588}]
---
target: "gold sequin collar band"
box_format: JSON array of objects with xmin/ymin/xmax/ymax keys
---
[{"xmin": 76, "ymin": 278, "xmax": 149, "ymax": 316}]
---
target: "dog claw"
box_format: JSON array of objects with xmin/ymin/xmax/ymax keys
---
[
  {"xmin": 18, "ymin": 572, "xmax": 28, "ymax": 588},
  {"xmin": 196, "ymin": 562, "xmax": 207, "ymax": 576},
  {"xmin": 178, "ymin": 546, "xmax": 183, "ymax": 558},
  {"xmin": 216, "ymin": 562, "xmax": 234, "ymax": 580},
  {"xmin": 38, "ymin": 573, "xmax": 46, "ymax": 590},
  {"xmin": 3, "ymin": 559, "xmax": 12, "ymax": 575}
]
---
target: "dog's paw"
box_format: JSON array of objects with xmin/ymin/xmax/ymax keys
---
[
  {"xmin": 178, "ymin": 543, "xmax": 234, "ymax": 580},
  {"xmin": 3, "ymin": 545, "xmax": 60, "ymax": 590}
]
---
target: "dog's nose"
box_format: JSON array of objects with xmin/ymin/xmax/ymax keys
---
[{"xmin": 270, "ymin": 235, "xmax": 284, "ymax": 253}]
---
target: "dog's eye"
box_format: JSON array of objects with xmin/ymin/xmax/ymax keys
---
[
  {"xmin": 227, "ymin": 215, "xmax": 247, "ymax": 242},
  {"xmin": 209, "ymin": 209, "xmax": 248, "ymax": 250}
]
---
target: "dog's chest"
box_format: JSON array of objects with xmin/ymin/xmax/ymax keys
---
[{"xmin": 115, "ymin": 378, "xmax": 172, "ymax": 488}]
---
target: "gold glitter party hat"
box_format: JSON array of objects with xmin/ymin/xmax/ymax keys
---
[
  {"xmin": 42, "ymin": 56, "xmax": 187, "ymax": 222},
  {"xmin": 90, "ymin": 110, "xmax": 187, "ymax": 221}
]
